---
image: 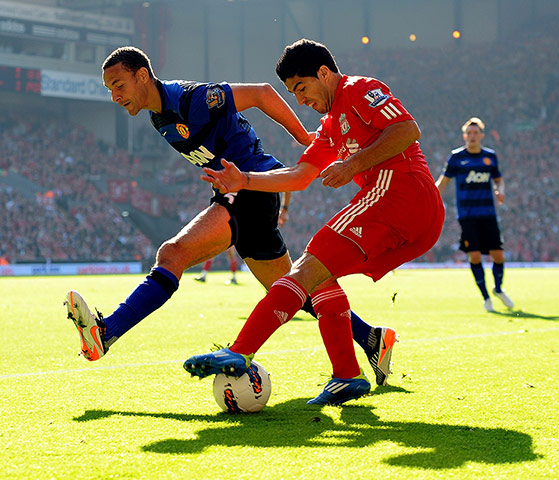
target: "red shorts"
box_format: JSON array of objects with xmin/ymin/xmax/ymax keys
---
[{"xmin": 306, "ymin": 167, "xmax": 445, "ymax": 281}]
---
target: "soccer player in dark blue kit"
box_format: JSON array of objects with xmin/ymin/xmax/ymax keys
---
[
  {"xmin": 436, "ymin": 117, "xmax": 514, "ymax": 312},
  {"xmin": 64, "ymin": 46, "xmax": 395, "ymax": 385}
]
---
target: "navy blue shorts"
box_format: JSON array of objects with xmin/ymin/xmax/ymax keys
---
[
  {"xmin": 458, "ymin": 217, "xmax": 503, "ymax": 254},
  {"xmin": 211, "ymin": 189, "xmax": 287, "ymax": 260}
]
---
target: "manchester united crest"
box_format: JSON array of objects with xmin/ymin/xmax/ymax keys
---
[{"xmin": 176, "ymin": 124, "xmax": 190, "ymax": 139}]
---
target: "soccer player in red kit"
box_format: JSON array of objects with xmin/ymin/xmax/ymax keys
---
[{"xmin": 185, "ymin": 39, "xmax": 444, "ymax": 405}]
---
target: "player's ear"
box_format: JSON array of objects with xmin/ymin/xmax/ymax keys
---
[
  {"xmin": 137, "ymin": 67, "xmax": 150, "ymax": 83},
  {"xmin": 318, "ymin": 65, "xmax": 329, "ymax": 80}
]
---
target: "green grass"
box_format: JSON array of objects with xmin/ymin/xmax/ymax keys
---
[{"xmin": 1, "ymin": 268, "xmax": 558, "ymax": 479}]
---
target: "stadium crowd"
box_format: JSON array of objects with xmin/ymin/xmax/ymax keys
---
[
  {"xmin": 0, "ymin": 114, "xmax": 152, "ymax": 263},
  {"xmin": 1, "ymin": 31, "xmax": 557, "ymax": 265}
]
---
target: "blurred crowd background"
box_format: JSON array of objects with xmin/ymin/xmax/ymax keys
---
[{"xmin": 1, "ymin": 26, "xmax": 557, "ymax": 269}]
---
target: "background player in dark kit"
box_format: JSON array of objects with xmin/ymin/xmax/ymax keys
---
[{"xmin": 436, "ymin": 117, "xmax": 514, "ymax": 312}]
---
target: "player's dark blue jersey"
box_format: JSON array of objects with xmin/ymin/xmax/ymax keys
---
[
  {"xmin": 149, "ymin": 80, "xmax": 283, "ymax": 173},
  {"xmin": 442, "ymin": 146, "xmax": 502, "ymax": 220}
]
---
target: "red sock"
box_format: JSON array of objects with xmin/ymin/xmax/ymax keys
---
[
  {"xmin": 229, "ymin": 258, "xmax": 237, "ymax": 274},
  {"xmin": 202, "ymin": 259, "xmax": 213, "ymax": 271},
  {"xmin": 231, "ymin": 277, "xmax": 307, "ymax": 355},
  {"xmin": 311, "ymin": 285, "xmax": 361, "ymax": 379}
]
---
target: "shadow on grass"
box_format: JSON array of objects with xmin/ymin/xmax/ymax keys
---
[
  {"xmin": 490, "ymin": 309, "xmax": 559, "ymax": 321},
  {"xmin": 74, "ymin": 398, "xmax": 540, "ymax": 469}
]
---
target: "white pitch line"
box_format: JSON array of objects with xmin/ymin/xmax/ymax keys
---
[{"xmin": 2, "ymin": 327, "xmax": 559, "ymax": 380}]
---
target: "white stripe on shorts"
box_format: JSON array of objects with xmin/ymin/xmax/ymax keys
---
[{"xmin": 330, "ymin": 169, "xmax": 393, "ymax": 234}]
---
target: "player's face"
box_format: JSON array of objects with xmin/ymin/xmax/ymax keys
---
[
  {"xmin": 103, "ymin": 63, "xmax": 150, "ymax": 116},
  {"xmin": 463, "ymin": 125, "xmax": 484, "ymax": 150},
  {"xmin": 284, "ymin": 74, "xmax": 332, "ymax": 114}
]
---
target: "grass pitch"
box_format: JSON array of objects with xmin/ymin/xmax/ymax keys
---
[{"xmin": 1, "ymin": 268, "xmax": 558, "ymax": 479}]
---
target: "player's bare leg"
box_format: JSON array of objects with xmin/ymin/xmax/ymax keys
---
[
  {"xmin": 156, "ymin": 203, "xmax": 233, "ymax": 280},
  {"xmin": 66, "ymin": 203, "xmax": 234, "ymax": 359},
  {"xmin": 225, "ymin": 247, "xmax": 239, "ymax": 285},
  {"xmin": 244, "ymin": 253, "xmax": 292, "ymax": 290}
]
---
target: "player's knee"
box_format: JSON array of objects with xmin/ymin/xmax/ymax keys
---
[
  {"xmin": 155, "ymin": 239, "xmax": 188, "ymax": 271},
  {"xmin": 468, "ymin": 251, "xmax": 482, "ymax": 264},
  {"xmin": 490, "ymin": 250, "xmax": 505, "ymax": 263}
]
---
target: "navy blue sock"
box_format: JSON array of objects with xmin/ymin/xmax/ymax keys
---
[
  {"xmin": 104, "ymin": 267, "xmax": 179, "ymax": 343},
  {"xmin": 301, "ymin": 296, "xmax": 316, "ymax": 317},
  {"xmin": 349, "ymin": 311, "xmax": 375, "ymax": 353},
  {"xmin": 470, "ymin": 262, "xmax": 489, "ymax": 300},
  {"xmin": 493, "ymin": 263, "xmax": 504, "ymax": 293},
  {"xmin": 301, "ymin": 296, "xmax": 373, "ymax": 351}
]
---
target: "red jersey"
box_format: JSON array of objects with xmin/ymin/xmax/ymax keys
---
[{"xmin": 299, "ymin": 75, "xmax": 427, "ymax": 188}]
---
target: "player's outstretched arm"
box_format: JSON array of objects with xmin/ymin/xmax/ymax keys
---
[
  {"xmin": 435, "ymin": 174, "xmax": 451, "ymax": 195},
  {"xmin": 230, "ymin": 83, "xmax": 314, "ymax": 147},
  {"xmin": 202, "ymin": 159, "xmax": 318, "ymax": 193}
]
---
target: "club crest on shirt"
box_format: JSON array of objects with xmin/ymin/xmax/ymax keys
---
[
  {"xmin": 206, "ymin": 86, "xmax": 226, "ymax": 109},
  {"xmin": 364, "ymin": 88, "xmax": 389, "ymax": 107},
  {"xmin": 176, "ymin": 124, "xmax": 190, "ymax": 139},
  {"xmin": 339, "ymin": 113, "xmax": 350, "ymax": 134},
  {"xmin": 483, "ymin": 157, "xmax": 492, "ymax": 166}
]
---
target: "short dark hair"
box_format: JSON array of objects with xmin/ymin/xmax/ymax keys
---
[
  {"xmin": 276, "ymin": 38, "xmax": 339, "ymax": 82},
  {"xmin": 102, "ymin": 46, "xmax": 155, "ymax": 78}
]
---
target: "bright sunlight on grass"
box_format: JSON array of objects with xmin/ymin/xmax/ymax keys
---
[{"xmin": 1, "ymin": 268, "xmax": 558, "ymax": 479}]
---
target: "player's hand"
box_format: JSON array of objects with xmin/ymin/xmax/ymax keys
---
[
  {"xmin": 201, "ymin": 159, "xmax": 246, "ymax": 193},
  {"xmin": 320, "ymin": 160, "xmax": 355, "ymax": 188},
  {"xmin": 278, "ymin": 208, "xmax": 289, "ymax": 226},
  {"xmin": 495, "ymin": 190, "xmax": 506, "ymax": 205}
]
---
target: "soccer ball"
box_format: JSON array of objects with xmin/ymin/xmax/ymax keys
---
[{"xmin": 212, "ymin": 361, "xmax": 271, "ymax": 413}]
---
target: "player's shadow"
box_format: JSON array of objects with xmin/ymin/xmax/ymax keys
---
[
  {"xmin": 74, "ymin": 398, "xmax": 539, "ymax": 470},
  {"xmin": 489, "ymin": 309, "xmax": 559, "ymax": 321}
]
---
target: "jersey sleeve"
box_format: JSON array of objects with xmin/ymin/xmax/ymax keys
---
[
  {"xmin": 179, "ymin": 82, "xmax": 231, "ymax": 126},
  {"xmin": 491, "ymin": 153, "xmax": 502, "ymax": 179},
  {"xmin": 298, "ymin": 125, "xmax": 338, "ymax": 172},
  {"xmin": 351, "ymin": 80, "xmax": 415, "ymax": 130},
  {"xmin": 442, "ymin": 155, "xmax": 457, "ymax": 178}
]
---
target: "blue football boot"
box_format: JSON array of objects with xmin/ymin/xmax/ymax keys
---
[
  {"xmin": 307, "ymin": 370, "xmax": 371, "ymax": 405},
  {"xmin": 183, "ymin": 348, "xmax": 253, "ymax": 378}
]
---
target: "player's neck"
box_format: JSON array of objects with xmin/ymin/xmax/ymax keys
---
[
  {"xmin": 326, "ymin": 73, "xmax": 343, "ymax": 111},
  {"xmin": 148, "ymin": 79, "xmax": 163, "ymax": 113},
  {"xmin": 465, "ymin": 145, "xmax": 482, "ymax": 154}
]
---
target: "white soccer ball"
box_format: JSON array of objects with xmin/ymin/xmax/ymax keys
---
[{"xmin": 212, "ymin": 361, "xmax": 271, "ymax": 413}]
